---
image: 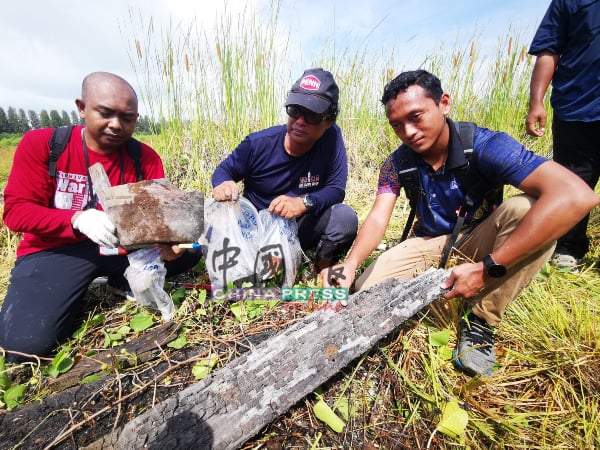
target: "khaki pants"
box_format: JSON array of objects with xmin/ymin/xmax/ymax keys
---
[{"xmin": 355, "ymin": 194, "xmax": 555, "ymax": 326}]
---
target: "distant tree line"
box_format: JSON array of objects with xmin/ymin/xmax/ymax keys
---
[{"xmin": 0, "ymin": 106, "xmax": 158, "ymax": 134}]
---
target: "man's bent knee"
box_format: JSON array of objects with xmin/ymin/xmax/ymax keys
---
[
  {"xmin": 495, "ymin": 194, "xmax": 535, "ymax": 223},
  {"xmin": 326, "ymin": 204, "xmax": 358, "ymax": 242}
]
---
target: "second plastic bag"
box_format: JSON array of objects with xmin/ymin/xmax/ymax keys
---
[
  {"xmin": 200, "ymin": 196, "xmax": 302, "ymax": 290},
  {"xmin": 124, "ymin": 247, "xmax": 175, "ymax": 321}
]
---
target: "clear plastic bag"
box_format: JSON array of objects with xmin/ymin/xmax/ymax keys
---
[
  {"xmin": 200, "ymin": 196, "xmax": 302, "ymax": 289},
  {"xmin": 200, "ymin": 197, "xmax": 260, "ymax": 290},
  {"xmin": 256, "ymin": 209, "xmax": 302, "ymax": 287},
  {"xmin": 124, "ymin": 247, "xmax": 174, "ymax": 321}
]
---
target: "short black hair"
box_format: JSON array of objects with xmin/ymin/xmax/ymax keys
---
[{"xmin": 380, "ymin": 70, "xmax": 443, "ymax": 106}]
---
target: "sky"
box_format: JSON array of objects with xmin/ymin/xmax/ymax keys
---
[{"xmin": 0, "ymin": 0, "xmax": 551, "ymax": 117}]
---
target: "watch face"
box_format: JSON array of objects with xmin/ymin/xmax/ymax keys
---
[
  {"xmin": 488, "ymin": 264, "xmax": 507, "ymax": 278},
  {"xmin": 303, "ymin": 195, "xmax": 314, "ymax": 209},
  {"xmin": 484, "ymin": 255, "xmax": 506, "ymax": 278}
]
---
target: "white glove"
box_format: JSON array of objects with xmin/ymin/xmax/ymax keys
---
[{"xmin": 73, "ymin": 209, "xmax": 119, "ymax": 248}]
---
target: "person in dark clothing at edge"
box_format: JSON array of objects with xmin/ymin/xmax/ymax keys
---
[
  {"xmin": 324, "ymin": 70, "xmax": 600, "ymax": 377},
  {"xmin": 526, "ymin": 0, "xmax": 600, "ymax": 273},
  {"xmin": 211, "ymin": 68, "xmax": 358, "ymax": 282},
  {"xmin": 0, "ymin": 72, "xmax": 201, "ymax": 361}
]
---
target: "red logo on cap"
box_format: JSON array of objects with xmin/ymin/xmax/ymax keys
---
[{"xmin": 299, "ymin": 75, "xmax": 321, "ymax": 91}]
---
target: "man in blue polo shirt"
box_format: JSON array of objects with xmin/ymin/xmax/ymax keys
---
[
  {"xmin": 212, "ymin": 68, "xmax": 358, "ymax": 281},
  {"xmin": 325, "ymin": 70, "xmax": 599, "ymax": 377},
  {"xmin": 526, "ymin": 0, "xmax": 600, "ymax": 273}
]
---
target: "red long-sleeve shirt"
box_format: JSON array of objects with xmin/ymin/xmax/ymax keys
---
[{"xmin": 3, "ymin": 126, "xmax": 165, "ymax": 257}]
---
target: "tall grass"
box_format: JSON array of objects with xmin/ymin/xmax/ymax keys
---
[
  {"xmin": 120, "ymin": 5, "xmax": 597, "ymax": 449},
  {"xmin": 1, "ymin": 4, "xmax": 595, "ymax": 449},
  {"xmin": 123, "ymin": 2, "xmax": 292, "ymax": 191},
  {"xmin": 124, "ymin": 4, "xmax": 553, "ymax": 196}
]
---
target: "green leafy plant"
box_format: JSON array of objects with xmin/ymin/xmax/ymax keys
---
[
  {"xmin": 3, "ymin": 384, "xmax": 26, "ymax": 411},
  {"xmin": 0, "ymin": 356, "xmax": 9, "ymax": 392},
  {"xmin": 102, "ymin": 325, "xmax": 131, "ymax": 348},
  {"xmin": 192, "ymin": 354, "xmax": 218, "ymax": 380},
  {"xmin": 72, "ymin": 313, "xmax": 105, "ymax": 339},
  {"xmin": 42, "ymin": 347, "xmax": 74, "ymax": 379},
  {"xmin": 80, "ymin": 374, "xmax": 102, "ymax": 385},
  {"xmin": 313, "ymin": 395, "xmax": 345, "ymax": 433},
  {"xmin": 170, "ymin": 287, "xmax": 187, "ymax": 307},
  {"xmin": 130, "ymin": 312, "xmax": 154, "ymax": 332},
  {"xmin": 229, "ymin": 299, "xmax": 279, "ymax": 323},
  {"xmin": 435, "ymin": 400, "xmax": 469, "ymax": 439},
  {"xmin": 429, "ymin": 328, "xmax": 454, "ymax": 361},
  {"xmin": 167, "ymin": 334, "xmax": 188, "ymax": 350}
]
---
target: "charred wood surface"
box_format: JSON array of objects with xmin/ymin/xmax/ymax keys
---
[{"xmin": 85, "ymin": 268, "xmax": 449, "ymax": 450}]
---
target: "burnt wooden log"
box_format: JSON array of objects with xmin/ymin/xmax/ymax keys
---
[
  {"xmin": 45, "ymin": 321, "xmax": 178, "ymax": 393},
  {"xmin": 89, "ymin": 163, "xmax": 204, "ymax": 249},
  {"xmin": 85, "ymin": 268, "xmax": 450, "ymax": 450},
  {"xmin": 0, "ymin": 330, "xmax": 275, "ymax": 450}
]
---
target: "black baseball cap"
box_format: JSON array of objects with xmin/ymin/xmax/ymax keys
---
[{"xmin": 284, "ymin": 68, "xmax": 339, "ymax": 114}]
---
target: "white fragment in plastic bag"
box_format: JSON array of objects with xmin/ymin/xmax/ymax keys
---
[
  {"xmin": 124, "ymin": 247, "xmax": 174, "ymax": 321},
  {"xmin": 200, "ymin": 196, "xmax": 302, "ymax": 289},
  {"xmin": 257, "ymin": 209, "xmax": 302, "ymax": 287}
]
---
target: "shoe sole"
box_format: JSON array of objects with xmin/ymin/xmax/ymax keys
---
[{"xmin": 452, "ymin": 349, "xmax": 493, "ymax": 377}]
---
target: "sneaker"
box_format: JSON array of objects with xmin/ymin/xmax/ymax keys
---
[
  {"xmin": 454, "ymin": 312, "xmax": 496, "ymax": 377},
  {"xmin": 550, "ymin": 253, "xmax": 582, "ymax": 274}
]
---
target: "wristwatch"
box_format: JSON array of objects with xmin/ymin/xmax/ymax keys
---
[
  {"xmin": 482, "ymin": 254, "xmax": 507, "ymax": 278},
  {"xmin": 301, "ymin": 194, "xmax": 315, "ymax": 212}
]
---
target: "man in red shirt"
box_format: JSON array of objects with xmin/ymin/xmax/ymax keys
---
[{"xmin": 1, "ymin": 72, "xmax": 199, "ymax": 360}]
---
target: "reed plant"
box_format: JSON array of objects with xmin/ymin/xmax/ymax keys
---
[
  {"xmin": 124, "ymin": 1, "xmax": 292, "ymax": 191},
  {"xmin": 122, "ymin": 6, "xmax": 596, "ymax": 448}
]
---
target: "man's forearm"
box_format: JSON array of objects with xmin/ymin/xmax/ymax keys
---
[
  {"xmin": 344, "ymin": 220, "xmax": 387, "ymax": 269},
  {"xmin": 492, "ymin": 190, "xmax": 599, "ymax": 268},
  {"xmin": 529, "ymin": 52, "xmax": 558, "ymax": 106}
]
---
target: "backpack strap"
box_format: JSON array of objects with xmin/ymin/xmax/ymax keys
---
[
  {"xmin": 48, "ymin": 126, "xmax": 143, "ymax": 182},
  {"xmin": 438, "ymin": 121, "xmax": 476, "ymax": 268},
  {"xmin": 48, "ymin": 126, "xmax": 74, "ymax": 177},
  {"xmin": 439, "ymin": 122, "xmax": 503, "ymax": 268},
  {"xmin": 457, "ymin": 122, "xmax": 476, "ymax": 154},
  {"xmin": 393, "ymin": 147, "xmax": 421, "ymax": 241},
  {"xmin": 125, "ymin": 138, "xmax": 143, "ymax": 181},
  {"xmin": 452, "ymin": 121, "xmax": 476, "ymax": 190},
  {"xmin": 394, "ymin": 121, "xmax": 479, "ymax": 268}
]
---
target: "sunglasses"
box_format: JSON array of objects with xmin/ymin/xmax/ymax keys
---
[{"xmin": 286, "ymin": 105, "xmax": 330, "ymax": 125}]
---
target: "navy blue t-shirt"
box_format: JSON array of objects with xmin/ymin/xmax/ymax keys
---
[
  {"xmin": 212, "ymin": 124, "xmax": 348, "ymax": 215},
  {"xmin": 380, "ymin": 121, "xmax": 547, "ymax": 237},
  {"xmin": 529, "ymin": 0, "xmax": 600, "ymax": 121}
]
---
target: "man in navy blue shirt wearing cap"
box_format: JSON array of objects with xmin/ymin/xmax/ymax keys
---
[{"xmin": 212, "ymin": 68, "xmax": 358, "ymax": 281}]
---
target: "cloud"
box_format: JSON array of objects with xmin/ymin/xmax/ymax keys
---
[{"xmin": 0, "ymin": 0, "xmax": 548, "ymax": 116}]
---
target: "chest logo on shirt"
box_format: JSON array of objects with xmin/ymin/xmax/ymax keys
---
[
  {"xmin": 54, "ymin": 170, "xmax": 90, "ymax": 210},
  {"xmin": 299, "ymin": 171, "xmax": 320, "ymax": 188}
]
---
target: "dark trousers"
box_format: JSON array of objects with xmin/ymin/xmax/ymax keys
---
[
  {"xmin": 0, "ymin": 240, "xmax": 201, "ymax": 359},
  {"xmin": 296, "ymin": 203, "xmax": 358, "ymax": 271},
  {"xmin": 552, "ymin": 119, "xmax": 600, "ymax": 259}
]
